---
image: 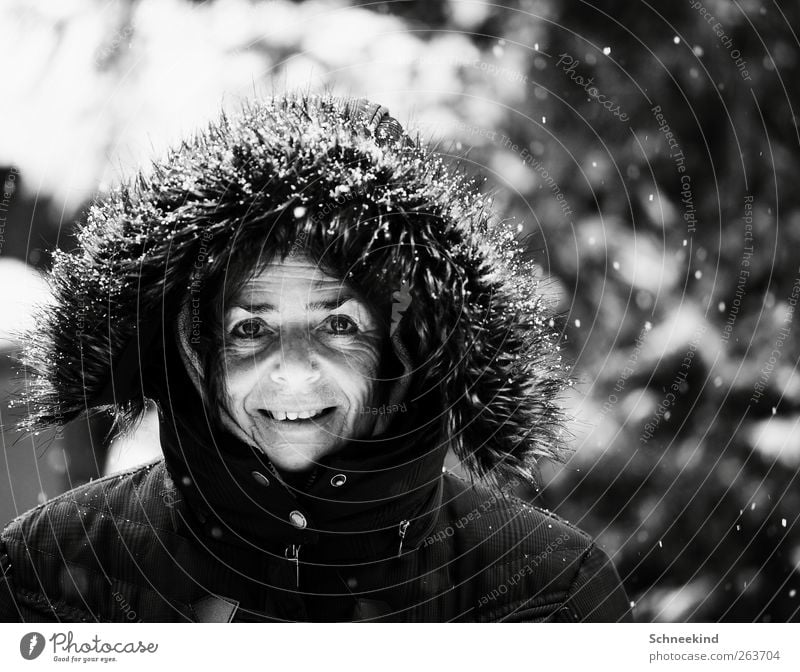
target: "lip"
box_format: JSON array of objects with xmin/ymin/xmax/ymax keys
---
[{"xmin": 259, "ymin": 406, "xmax": 338, "ymax": 425}]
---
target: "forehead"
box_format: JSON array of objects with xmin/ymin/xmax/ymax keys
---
[{"xmin": 237, "ymin": 255, "xmax": 347, "ymax": 294}]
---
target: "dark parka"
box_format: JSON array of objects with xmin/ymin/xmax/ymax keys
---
[{"xmin": 1, "ymin": 94, "xmax": 632, "ymax": 623}]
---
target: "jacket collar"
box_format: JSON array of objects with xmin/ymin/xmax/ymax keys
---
[{"xmin": 160, "ymin": 395, "xmax": 445, "ymax": 564}]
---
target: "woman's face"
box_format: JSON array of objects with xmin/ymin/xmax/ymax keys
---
[{"xmin": 218, "ymin": 254, "xmax": 385, "ymax": 472}]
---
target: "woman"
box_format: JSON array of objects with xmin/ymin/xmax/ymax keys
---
[{"xmin": 0, "ymin": 94, "xmax": 632, "ymax": 622}]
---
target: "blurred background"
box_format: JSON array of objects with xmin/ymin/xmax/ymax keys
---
[{"xmin": 1, "ymin": 0, "xmax": 799, "ymax": 622}]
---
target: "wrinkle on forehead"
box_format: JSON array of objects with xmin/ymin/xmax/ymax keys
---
[
  {"xmin": 233, "ymin": 255, "xmax": 380, "ymax": 323},
  {"xmin": 240, "ymin": 255, "xmax": 347, "ymax": 294}
]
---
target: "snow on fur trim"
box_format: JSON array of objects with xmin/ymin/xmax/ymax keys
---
[{"xmin": 16, "ymin": 92, "xmax": 569, "ymax": 482}]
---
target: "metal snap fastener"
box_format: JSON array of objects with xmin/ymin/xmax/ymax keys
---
[
  {"xmin": 331, "ymin": 474, "xmax": 347, "ymax": 487},
  {"xmin": 251, "ymin": 471, "xmax": 270, "ymax": 487},
  {"xmin": 289, "ymin": 510, "xmax": 307, "ymax": 529}
]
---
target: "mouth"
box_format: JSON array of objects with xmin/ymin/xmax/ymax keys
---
[{"xmin": 260, "ymin": 406, "xmax": 337, "ymax": 423}]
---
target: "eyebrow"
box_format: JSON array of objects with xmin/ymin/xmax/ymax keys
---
[{"xmin": 232, "ymin": 292, "xmax": 357, "ymax": 314}]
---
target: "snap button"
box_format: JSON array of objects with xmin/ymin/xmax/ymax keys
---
[
  {"xmin": 289, "ymin": 510, "xmax": 307, "ymax": 529},
  {"xmin": 331, "ymin": 474, "xmax": 347, "ymax": 487},
  {"xmin": 251, "ymin": 471, "xmax": 270, "ymax": 487}
]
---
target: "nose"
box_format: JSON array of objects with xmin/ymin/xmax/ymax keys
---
[{"xmin": 268, "ymin": 332, "xmax": 321, "ymax": 387}]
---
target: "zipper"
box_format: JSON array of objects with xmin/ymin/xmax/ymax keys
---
[
  {"xmin": 267, "ymin": 464, "xmax": 320, "ymax": 495},
  {"xmin": 285, "ymin": 544, "xmax": 301, "ymax": 587},
  {"xmin": 303, "ymin": 466, "xmax": 321, "ymax": 490},
  {"xmin": 397, "ymin": 519, "xmax": 411, "ymax": 558}
]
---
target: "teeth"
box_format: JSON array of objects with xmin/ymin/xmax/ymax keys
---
[{"xmin": 268, "ymin": 408, "xmax": 324, "ymax": 421}]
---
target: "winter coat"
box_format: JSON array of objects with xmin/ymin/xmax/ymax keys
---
[
  {"xmin": 1, "ymin": 94, "xmax": 633, "ymax": 622},
  {"xmin": 0, "ymin": 458, "xmax": 630, "ymax": 622}
]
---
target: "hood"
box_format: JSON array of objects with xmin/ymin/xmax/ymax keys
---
[{"xmin": 17, "ymin": 93, "xmax": 569, "ymax": 560}]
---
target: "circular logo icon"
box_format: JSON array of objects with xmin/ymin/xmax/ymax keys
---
[{"xmin": 20, "ymin": 632, "xmax": 45, "ymax": 660}]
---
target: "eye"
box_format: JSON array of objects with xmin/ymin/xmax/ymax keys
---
[
  {"xmin": 231, "ymin": 318, "xmax": 270, "ymax": 339},
  {"xmin": 321, "ymin": 314, "xmax": 358, "ymax": 336}
]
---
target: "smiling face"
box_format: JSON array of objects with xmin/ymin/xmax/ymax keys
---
[{"xmin": 218, "ymin": 254, "xmax": 386, "ymax": 472}]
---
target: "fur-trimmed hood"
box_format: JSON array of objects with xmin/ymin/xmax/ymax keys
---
[{"xmin": 19, "ymin": 94, "xmax": 568, "ymax": 550}]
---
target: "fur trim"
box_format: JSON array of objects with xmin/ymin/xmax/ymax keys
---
[{"xmin": 17, "ymin": 93, "xmax": 569, "ymax": 482}]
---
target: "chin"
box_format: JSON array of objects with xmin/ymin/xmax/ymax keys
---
[
  {"xmin": 260, "ymin": 440, "xmax": 339, "ymax": 472},
  {"xmin": 227, "ymin": 404, "xmax": 374, "ymax": 471}
]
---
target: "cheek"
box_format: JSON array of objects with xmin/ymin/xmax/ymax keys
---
[
  {"xmin": 326, "ymin": 340, "xmax": 383, "ymax": 397},
  {"xmin": 215, "ymin": 336, "xmax": 385, "ymax": 409},
  {"xmin": 217, "ymin": 355, "xmax": 263, "ymax": 415}
]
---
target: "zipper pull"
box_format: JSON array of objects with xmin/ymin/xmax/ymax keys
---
[
  {"xmin": 285, "ymin": 544, "xmax": 301, "ymax": 587},
  {"xmin": 397, "ymin": 519, "xmax": 410, "ymax": 558}
]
